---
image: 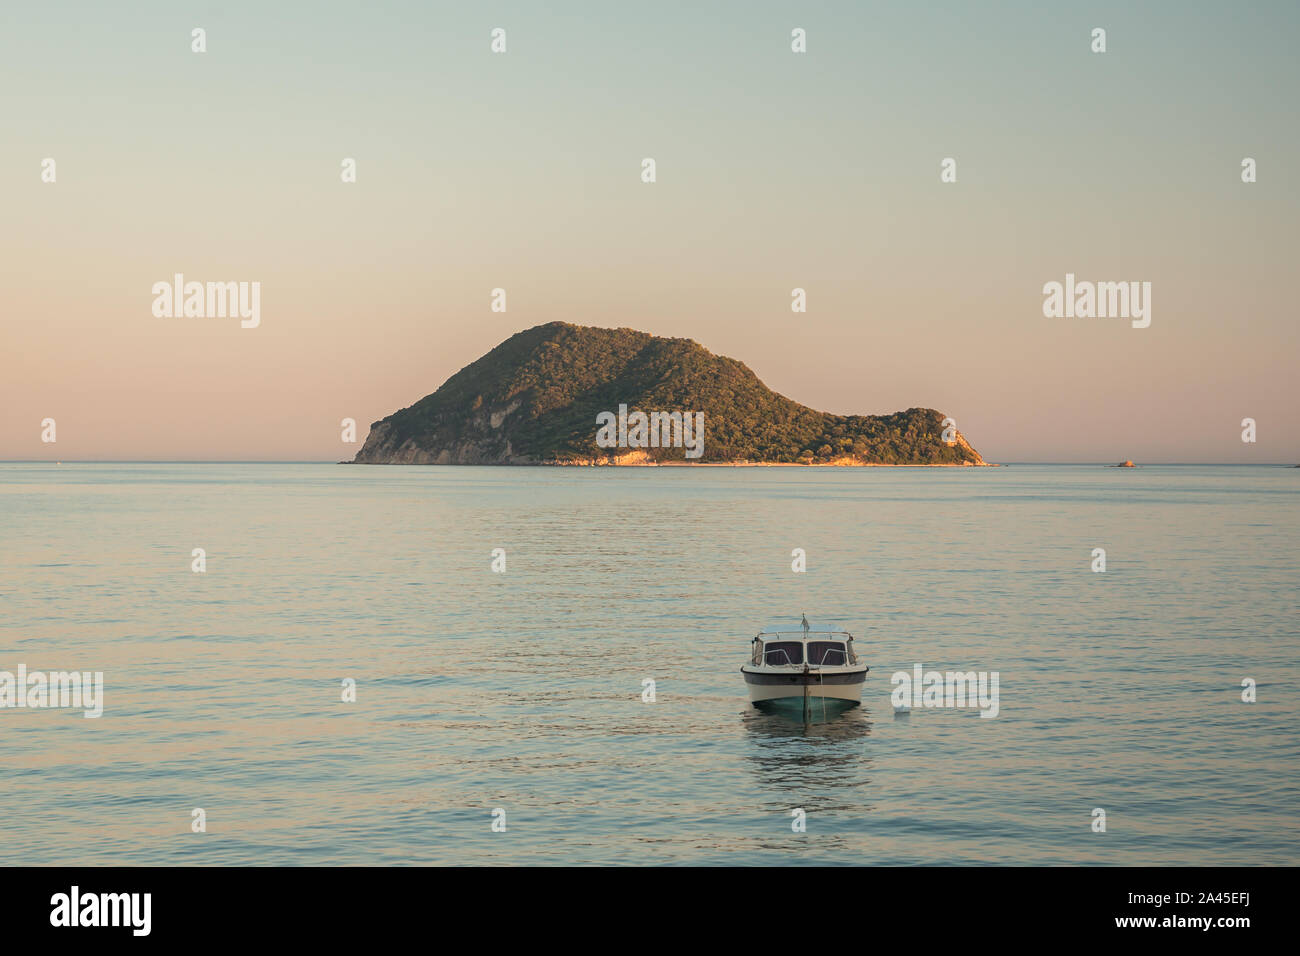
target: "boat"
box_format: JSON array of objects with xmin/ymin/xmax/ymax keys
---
[{"xmin": 741, "ymin": 615, "xmax": 869, "ymax": 713}]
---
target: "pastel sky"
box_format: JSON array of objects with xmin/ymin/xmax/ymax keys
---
[{"xmin": 3, "ymin": 1, "xmax": 1297, "ymax": 462}]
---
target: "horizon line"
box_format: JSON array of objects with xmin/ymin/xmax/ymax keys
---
[{"xmin": 1, "ymin": 460, "xmax": 1296, "ymax": 467}]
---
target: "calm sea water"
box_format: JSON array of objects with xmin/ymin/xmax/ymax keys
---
[{"xmin": 1, "ymin": 463, "xmax": 1297, "ymax": 865}]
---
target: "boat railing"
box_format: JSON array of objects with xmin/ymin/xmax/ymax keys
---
[{"xmin": 756, "ymin": 630, "xmax": 854, "ymax": 640}]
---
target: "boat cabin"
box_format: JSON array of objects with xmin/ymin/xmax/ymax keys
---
[{"xmin": 751, "ymin": 626, "xmax": 857, "ymax": 668}]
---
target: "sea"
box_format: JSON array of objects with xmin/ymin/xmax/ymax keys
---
[{"xmin": 1, "ymin": 463, "xmax": 1296, "ymax": 865}]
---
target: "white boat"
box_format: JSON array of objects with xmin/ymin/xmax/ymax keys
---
[{"xmin": 741, "ymin": 616, "xmax": 868, "ymax": 710}]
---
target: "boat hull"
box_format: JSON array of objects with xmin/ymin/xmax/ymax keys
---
[{"xmin": 741, "ymin": 666, "xmax": 868, "ymax": 704}]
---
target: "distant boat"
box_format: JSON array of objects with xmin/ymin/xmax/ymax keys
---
[{"xmin": 741, "ymin": 618, "xmax": 868, "ymax": 715}]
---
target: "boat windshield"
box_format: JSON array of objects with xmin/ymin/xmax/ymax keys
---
[
  {"xmin": 763, "ymin": 641, "xmax": 803, "ymax": 666},
  {"xmin": 807, "ymin": 641, "xmax": 847, "ymax": 666}
]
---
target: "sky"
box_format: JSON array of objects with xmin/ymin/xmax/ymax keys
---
[{"xmin": 2, "ymin": 0, "xmax": 1297, "ymax": 463}]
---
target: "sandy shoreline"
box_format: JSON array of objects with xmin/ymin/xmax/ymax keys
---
[
  {"xmin": 540, "ymin": 449, "xmax": 996, "ymax": 467},
  {"xmin": 547, "ymin": 461, "xmax": 1000, "ymax": 467}
]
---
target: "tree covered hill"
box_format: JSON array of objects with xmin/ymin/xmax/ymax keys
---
[{"xmin": 350, "ymin": 322, "xmax": 987, "ymax": 465}]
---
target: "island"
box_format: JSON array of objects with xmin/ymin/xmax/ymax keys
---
[{"xmin": 349, "ymin": 322, "xmax": 991, "ymax": 466}]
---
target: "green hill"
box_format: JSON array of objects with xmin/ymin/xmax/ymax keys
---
[{"xmin": 350, "ymin": 323, "xmax": 988, "ymax": 465}]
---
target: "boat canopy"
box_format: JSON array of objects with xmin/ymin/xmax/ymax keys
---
[{"xmin": 755, "ymin": 620, "xmax": 854, "ymax": 638}]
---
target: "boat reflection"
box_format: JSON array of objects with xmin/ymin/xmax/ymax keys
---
[{"xmin": 741, "ymin": 703, "xmax": 874, "ymax": 812}]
